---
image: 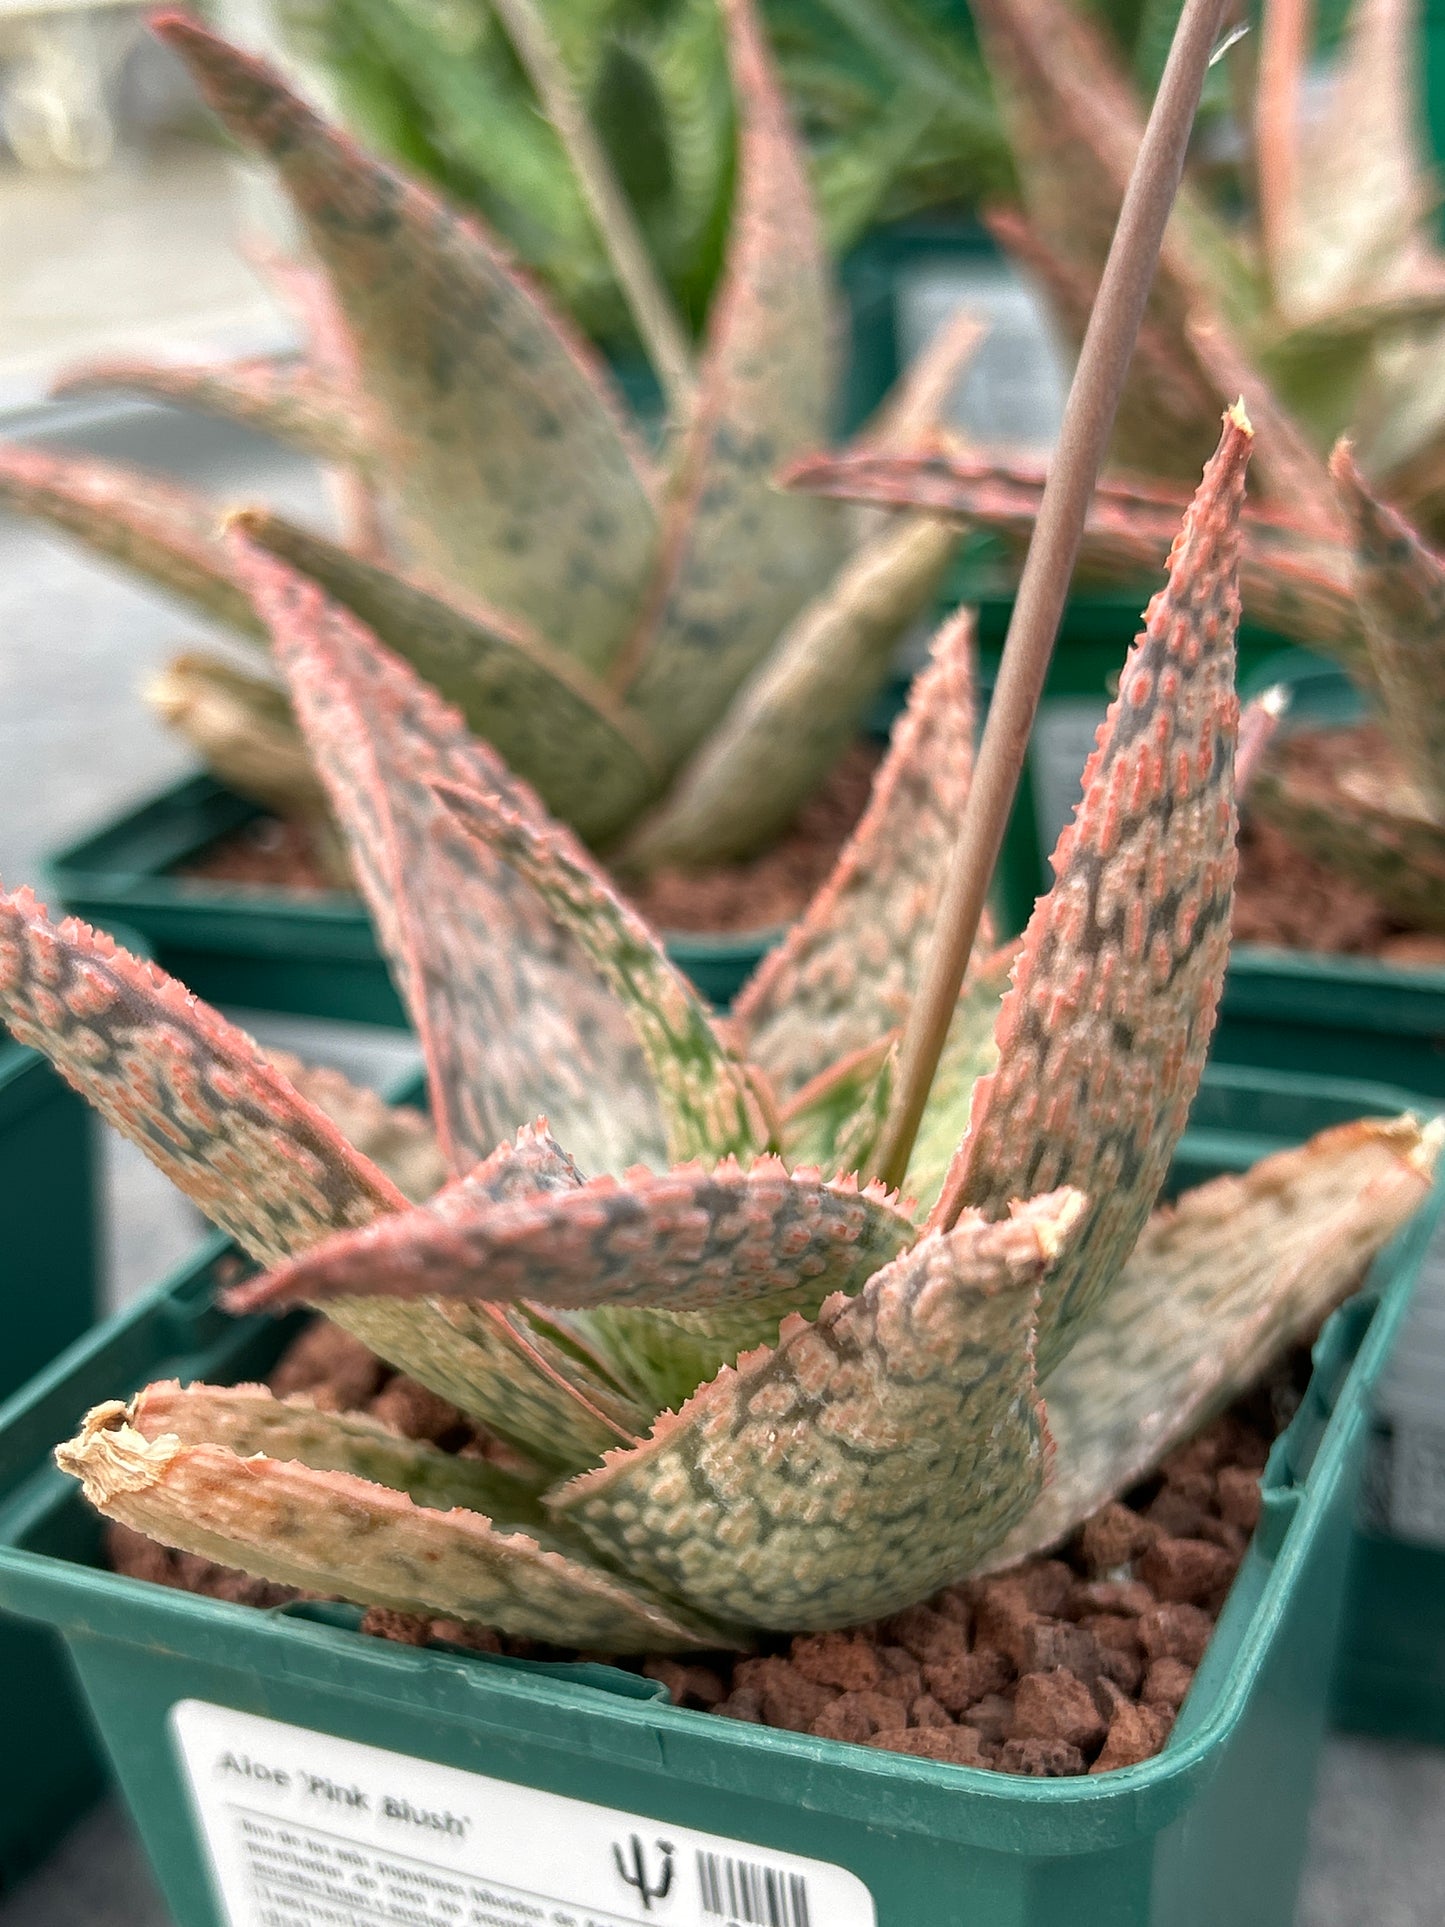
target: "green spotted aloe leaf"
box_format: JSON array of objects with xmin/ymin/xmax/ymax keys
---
[
  {"xmin": 227, "ymin": 506, "xmax": 663, "ymax": 842},
  {"xmin": 27, "ymin": 412, "xmax": 1440, "ymax": 1649},
  {"xmin": 152, "ymin": 11, "xmax": 660, "ymax": 665},
  {"xmin": 610, "ymin": 0, "xmax": 846, "ymax": 766},
  {"xmin": 552, "ymin": 1188, "xmax": 1083, "ymax": 1632}
]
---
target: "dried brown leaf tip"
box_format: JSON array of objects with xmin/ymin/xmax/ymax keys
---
[{"xmin": 16, "ymin": 408, "xmax": 1433, "ymax": 1690}]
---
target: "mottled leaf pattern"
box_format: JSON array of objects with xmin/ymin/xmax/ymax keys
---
[
  {"xmin": 229, "ymin": 1158, "xmax": 913, "ymax": 1324},
  {"xmin": 777, "ymin": 1037, "xmax": 895, "ymax": 1176},
  {"xmin": 786, "ymin": 445, "xmax": 1364, "ymax": 664},
  {"xmin": 323, "ymin": 1296, "xmax": 649, "ymax": 1471},
  {"xmin": 230, "ymin": 508, "xmax": 661, "ymax": 842},
  {"xmin": 556, "ymin": 1191, "xmax": 1081, "ymax": 1631},
  {"xmin": 0, "ymin": 444, "xmax": 259, "ymax": 637},
  {"xmin": 0, "ymin": 890, "xmax": 405, "ymax": 1265},
  {"xmin": 229, "ymin": 537, "xmax": 669, "ymax": 1178},
  {"xmin": 324, "ymin": 1124, "xmax": 655, "ymax": 1470},
  {"xmin": 126, "ymin": 1380, "xmax": 547, "ymax": 1522},
  {"xmin": 933, "ymin": 410, "xmax": 1251, "ymax": 1377},
  {"xmin": 262, "ymin": 1050, "xmax": 446, "ymax": 1203},
  {"xmin": 624, "ymin": 514, "xmax": 958, "ymax": 869},
  {"xmin": 1331, "ymin": 442, "xmax": 1445, "ymax": 815},
  {"xmin": 52, "ymin": 354, "xmax": 370, "ymax": 470},
  {"xmin": 735, "ymin": 609, "xmax": 984, "ymax": 1096},
  {"xmin": 987, "ymin": 1116, "xmax": 1440, "ymax": 1569},
  {"xmin": 154, "ymin": 12, "xmax": 658, "ymax": 668},
  {"xmin": 59, "ymin": 1399, "xmax": 731, "ymax": 1651},
  {"xmin": 615, "ymin": 0, "xmax": 844, "ymax": 763},
  {"xmin": 438, "ymin": 783, "xmax": 762, "ymax": 1162}
]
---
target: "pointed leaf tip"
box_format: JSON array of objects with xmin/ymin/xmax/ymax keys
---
[
  {"xmin": 155, "ymin": 7, "xmax": 659, "ymax": 663},
  {"xmin": 932, "ymin": 409, "xmax": 1251, "ymax": 1375},
  {"xmin": 0, "ymin": 884, "xmax": 405, "ymax": 1264}
]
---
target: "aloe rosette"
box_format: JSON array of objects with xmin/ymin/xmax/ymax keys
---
[
  {"xmin": 0, "ymin": 1, "xmax": 964, "ymax": 879},
  {"xmin": 1, "ymin": 406, "xmax": 1433, "ymax": 1651}
]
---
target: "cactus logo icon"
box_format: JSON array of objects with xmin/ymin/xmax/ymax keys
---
[{"xmin": 612, "ymin": 1833, "xmax": 676, "ymax": 1911}]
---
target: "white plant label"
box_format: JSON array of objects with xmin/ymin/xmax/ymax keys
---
[{"xmin": 171, "ymin": 1699, "xmax": 876, "ymax": 1927}]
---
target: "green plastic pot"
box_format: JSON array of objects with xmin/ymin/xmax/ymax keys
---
[
  {"xmin": 0, "ymin": 1034, "xmax": 107, "ymax": 1891},
  {"xmin": 0, "ymin": 1063, "xmax": 1435, "ymax": 1927}
]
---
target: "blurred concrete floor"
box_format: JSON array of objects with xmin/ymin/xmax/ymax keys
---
[{"xmin": 0, "ymin": 130, "xmax": 1442, "ymax": 1927}]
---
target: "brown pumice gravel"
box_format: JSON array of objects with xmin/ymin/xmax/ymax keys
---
[{"xmin": 106, "ymin": 1320, "xmax": 1297, "ymax": 1780}]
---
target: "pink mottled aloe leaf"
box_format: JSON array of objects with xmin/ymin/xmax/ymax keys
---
[
  {"xmin": 124, "ymin": 1380, "xmax": 549, "ymax": 1521},
  {"xmin": 623, "ymin": 514, "xmax": 958, "ymax": 870},
  {"xmin": 552, "ymin": 1190, "xmax": 1082, "ymax": 1633},
  {"xmin": 987, "ymin": 1114, "xmax": 1440, "ymax": 1570},
  {"xmin": 328, "ymin": 1292, "xmax": 654, "ymax": 1471},
  {"xmin": 229, "ymin": 508, "xmax": 661, "ymax": 842},
  {"xmin": 438, "ymin": 783, "xmax": 763, "ymax": 1163},
  {"xmin": 932, "ymin": 407, "xmax": 1252, "ymax": 1378},
  {"xmin": 614, "ymin": 0, "xmax": 844, "ymax": 764},
  {"xmin": 1330, "ymin": 441, "xmax": 1445, "ymax": 815},
  {"xmin": 227, "ymin": 1157, "xmax": 915, "ymax": 1321},
  {"xmin": 318, "ymin": 1120, "xmax": 664, "ymax": 1467},
  {"xmin": 58, "ymin": 1395, "xmax": 732, "ymax": 1651},
  {"xmin": 229, "ymin": 537, "xmax": 670, "ymax": 1179},
  {"xmin": 262, "ymin": 1049, "xmax": 446, "ymax": 1203},
  {"xmin": 153, "ymin": 12, "xmax": 657, "ymax": 671},
  {"xmin": 0, "ymin": 891, "xmax": 405, "ymax": 1265},
  {"xmin": 0, "ymin": 443, "xmax": 259, "ymax": 637},
  {"xmin": 734, "ymin": 608, "xmax": 986, "ymax": 1098},
  {"xmin": 786, "ymin": 445, "xmax": 1364, "ymax": 665},
  {"xmin": 51, "ymin": 354, "xmax": 370, "ymax": 470}
]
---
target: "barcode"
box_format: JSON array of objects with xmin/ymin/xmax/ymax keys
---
[{"xmin": 697, "ymin": 1849, "xmax": 812, "ymax": 1927}]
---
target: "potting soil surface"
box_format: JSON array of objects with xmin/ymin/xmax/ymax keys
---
[{"xmin": 109, "ymin": 1317, "xmax": 1306, "ymax": 1781}]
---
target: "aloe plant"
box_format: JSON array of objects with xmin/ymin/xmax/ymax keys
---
[
  {"xmin": 0, "ymin": 2, "xmax": 965, "ymax": 880},
  {"xmin": 6, "ymin": 406, "xmax": 1433, "ymax": 1651},
  {"xmin": 788, "ymin": 0, "xmax": 1445, "ymax": 600},
  {"xmin": 253, "ymin": 0, "xmax": 1015, "ymax": 351}
]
